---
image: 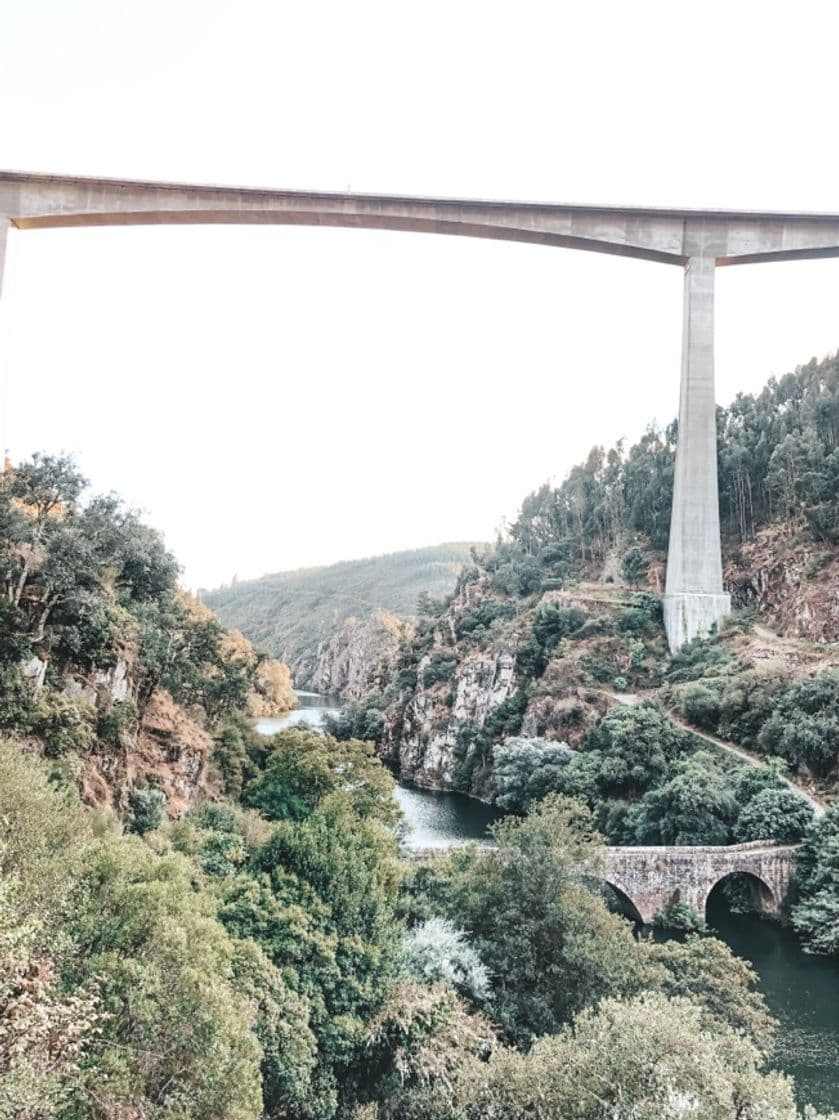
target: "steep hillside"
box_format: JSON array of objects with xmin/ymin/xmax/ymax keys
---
[
  {"xmin": 204, "ymin": 542, "xmax": 480, "ymax": 694},
  {"xmin": 335, "ymin": 354, "xmax": 839, "ymax": 819},
  {"xmin": 0, "ymin": 454, "xmax": 294, "ymax": 820}
]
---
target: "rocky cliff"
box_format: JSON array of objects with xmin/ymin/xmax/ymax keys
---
[
  {"xmin": 306, "ymin": 610, "xmax": 403, "ymax": 699},
  {"xmin": 725, "ymin": 520, "xmax": 839, "ymax": 642}
]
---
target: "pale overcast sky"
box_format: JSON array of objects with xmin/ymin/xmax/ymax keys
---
[{"xmin": 1, "ymin": 1, "xmax": 838, "ymax": 588}]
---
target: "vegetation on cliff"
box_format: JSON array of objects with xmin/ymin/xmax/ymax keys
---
[{"xmin": 0, "ymin": 453, "xmax": 294, "ymax": 816}]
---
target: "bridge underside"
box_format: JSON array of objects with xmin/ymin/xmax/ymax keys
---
[{"xmin": 2, "ymin": 173, "xmax": 839, "ymax": 651}]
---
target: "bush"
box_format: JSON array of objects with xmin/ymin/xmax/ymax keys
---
[
  {"xmin": 791, "ymin": 807, "xmax": 839, "ymax": 956},
  {"xmin": 32, "ymin": 691, "xmax": 96, "ymax": 758},
  {"xmin": 758, "ymin": 670, "xmax": 839, "ymax": 776},
  {"xmin": 492, "ymin": 736, "xmax": 574, "ymax": 813},
  {"xmin": 422, "ymin": 654, "xmax": 458, "ymax": 688},
  {"xmin": 654, "ymin": 901, "xmax": 705, "ymax": 932},
  {"xmin": 532, "ymin": 602, "xmax": 587, "ymax": 652},
  {"xmin": 97, "ymin": 699, "xmax": 139, "ymax": 748},
  {"xmin": 734, "ymin": 787, "xmax": 814, "ymax": 844},
  {"xmin": 402, "ymin": 918, "xmax": 490, "ymax": 1003},
  {"xmin": 128, "ymin": 787, "xmax": 167, "ymax": 834},
  {"xmin": 677, "ymin": 681, "xmax": 722, "ymax": 732}
]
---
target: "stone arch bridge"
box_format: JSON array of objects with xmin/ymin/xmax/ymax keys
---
[
  {"xmin": 409, "ymin": 840, "xmax": 798, "ymax": 924},
  {"xmin": 603, "ymin": 840, "xmax": 797, "ymax": 924}
]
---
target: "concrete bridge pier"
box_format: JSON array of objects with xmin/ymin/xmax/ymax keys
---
[{"xmin": 663, "ymin": 248, "xmax": 730, "ymax": 652}]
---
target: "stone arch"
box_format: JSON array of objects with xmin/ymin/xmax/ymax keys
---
[
  {"xmin": 602, "ymin": 881, "xmax": 647, "ymax": 925},
  {"xmin": 702, "ymin": 870, "xmax": 779, "ymax": 920}
]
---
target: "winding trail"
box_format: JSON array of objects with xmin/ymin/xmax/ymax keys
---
[{"xmin": 599, "ymin": 690, "xmax": 828, "ymax": 818}]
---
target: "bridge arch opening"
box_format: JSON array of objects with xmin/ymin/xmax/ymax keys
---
[
  {"xmin": 706, "ymin": 871, "xmax": 778, "ymax": 920},
  {"xmin": 602, "ymin": 881, "xmax": 646, "ymax": 926}
]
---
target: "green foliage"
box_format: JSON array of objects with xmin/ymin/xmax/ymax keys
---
[
  {"xmin": 212, "ymin": 715, "xmax": 264, "ymax": 797},
  {"xmin": 758, "ymin": 670, "xmax": 839, "ymax": 776},
  {"xmin": 677, "ymin": 680, "xmax": 723, "ymax": 731},
  {"xmin": 627, "ymin": 751, "xmax": 738, "ymax": 846},
  {"xmin": 531, "ymin": 601, "xmax": 586, "ymax": 653},
  {"xmin": 96, "ymin": 698, "xmax": 138, "ymax": 748},
  {"xmin": 792, "ymin": 807, "xmax": 839, "ymax": 956},
  {"xmin": 654, "ymin": 900, "xmax": 706, "ymax": 931},
  {"xmin": 481, "ymin": 691, "xmax": 527, "ymax": 740},
  {"xmin": 127, "ymin": 786, "xmax": 167, "ymax": 834},
  {"xmin": 443, "ymin": 795, "xmax": 653, "ymax": 1043},
  {"xmin": 402, "ymin": 918, "xmax": 490, "ymax": 1003},
  {"xmin": 30, "ymin": 689, "xmax": 96, "ymax": 758},
  {"xmin": 422, "ymin": 653, "xmax": 458, "ymax": 688},
  {"xmin": 583, "ymin": 702, "xmax": 688, "ymax": 798},
  {"xmin": 243, "ymin": 727, "xmax": 398, "ymax": 825},
  {"xmin": 649, "ymin": 933, "xmax": 775, "ymax": 1047},
  {"xmin": 399, "ymin": 993, "xmax": 801, "ymax": 1120},
  {"xmin": 734, "ymin": 786, "xmax": 814, "ymax": 843},
  {"xmin": 621, "ymin": 545, "xmax": 650, "ymax": 586},
  {"xmin": 325, "ymin": 699, "xmax": 387, "ymax": 743},
  {"xmin": 491, "ymin": 735, "xmax": 574, "ymax": 812},
  {"xmin": 0, "ymin": 456, "xmax": 179, "ymax": 675}
]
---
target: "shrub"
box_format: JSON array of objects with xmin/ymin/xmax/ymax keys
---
[
  {"xmin": 734, "ymin": 787, "xmax": 814, "ymax": 844},
  {"xmin": 492, "ymin": 736, "xmax": 574, "ymax": 813},
  {"xmin": 32, "ymin": 691, "xmax": 96, "ymax": 758},
  {"xmin": 128, "ymin": 787, "xmax": 166, "ymax": 834},
  {"xmin": 677, "ymin": 681, "xmax": 722, "ymax": 732},
  {"xmin": 654, "ymin": 901, "xmax": 705, "ymax": 932},
  {"xmin": 402, "ymin": 917, "xmax": 490, "ymax": 1003}
]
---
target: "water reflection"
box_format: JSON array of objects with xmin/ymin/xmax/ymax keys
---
[
  {"xmin": 705, "ymin": 894, "xmax": 839, "ymax": 1114},
  {"xmin": 253, "ymin": 691, "xmax": 341, "ymax": 735},
  {"xmin": 394, "ymin": 785, "xmax": 502, "ymax": 849}
]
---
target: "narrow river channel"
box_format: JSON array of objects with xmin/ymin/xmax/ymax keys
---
[{"xmin": 257, "ymin": 691, "xmax": 839, "ymax": 1112}]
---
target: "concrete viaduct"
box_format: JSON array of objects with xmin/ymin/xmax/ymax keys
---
[
  {"xmin": 408, "ymin": 839, "xmax": 798, "ymax": 925},
  {"xmin": 3, "ymin": 171, "xmax": 839, "ymax": 650}
]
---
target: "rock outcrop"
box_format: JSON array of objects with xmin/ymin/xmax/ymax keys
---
[
  {"xmin": 306, "ymin": 610, "xmax": 403, "ymax": 699},
  {"xmin": 725, "ymin": 521, "xmax": 839, "ymax": 642}
]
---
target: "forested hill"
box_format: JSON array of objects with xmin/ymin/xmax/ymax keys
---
[
  {"xmin": 204, "ymin": 542, "xmax": 480, "ymax": 693},
  {"xmin": 336, "ymin": 352, "xmax": 838, "ymax": 825}
]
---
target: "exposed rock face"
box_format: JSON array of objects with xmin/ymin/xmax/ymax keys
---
[
  {"xmin": 390, "ymin": 648, "xmax": 517, "ymax": 795},
  {"xmin": 306, "ymin": 610, "xmax": 403, "ymax": 699},
  {"xmin": 725, "ymin": 522, "xmax": 839, "ymax": 642},
  {"xmin": 81, "ymin": 689, "xmax": 217, "ymax": 819}
]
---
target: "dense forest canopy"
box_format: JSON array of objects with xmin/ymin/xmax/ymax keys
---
[{"xmin": 509, "ymin": 352, "xmax": 839, "ymax": 565}]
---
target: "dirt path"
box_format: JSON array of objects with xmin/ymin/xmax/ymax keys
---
[{"xmin": 598, "ymin": 689, "xmax": 828, "ymax": 817}]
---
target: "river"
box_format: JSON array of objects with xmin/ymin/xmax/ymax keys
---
[{"xmin": 257, "ymin": 691, "xmax": 839, "ymax": 1112}]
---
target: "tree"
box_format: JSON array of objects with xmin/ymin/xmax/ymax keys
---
[
  {"xmin": 128, "ymin": 786, "xmax": 166, "ymax": 834},
  {"xmin": 243, "ymin": 727, "xmax": 398, "ymax": 824},
  {"xmin": 627, "ymin": 751, "xmax": 738, "ymax": 846},
  {"xmin": 453, "ymin": 994, "xmax": 802, "ymax": 1120},
  {"xmin": 402, "ymin": 918, "xmax": 490, "ymax": 1003},
  {"xmin": 583, "ymin": 703, "xmax": 688, "ymax": 798},
  {"xmin": 648, "ymin": 934, "xmax": 775, "ymax": 1048},
  {"xmin": 445, "ymin": 795, "xmax": 653, "ymax": 1043},
  {"xmin": 621, "ymin": 545, "xmax": 650, "ymax": 587},
  {"xmin": 492, "ymin": 735, "xmax": 574, "ymax": 812},
  {"xmin": 758, "ymin": 670, "xmax": 839, "ymax": 777},
  {"xmin": 791, "ymin": 807, "xmax": 839, "ymax": 956},
  {"xmin": 734, "ymin": 787, "xmax": 814, "ymax": 844}
]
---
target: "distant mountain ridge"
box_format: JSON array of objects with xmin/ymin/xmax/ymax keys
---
[{"xmin": 203, "ymin": 542, "xmax": 481, "ymax": 693}]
